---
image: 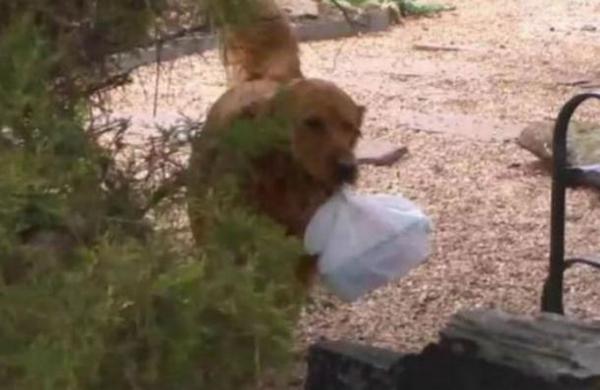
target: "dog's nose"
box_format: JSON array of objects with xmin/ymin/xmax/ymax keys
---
[{"xmin": 336, "ymin": 160, "xmax": 358, "ymax": 183}]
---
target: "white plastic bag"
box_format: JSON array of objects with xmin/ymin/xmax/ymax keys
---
[{"xmin": 304, "ymin": 188, "xmax": 432, "ymax": 302}]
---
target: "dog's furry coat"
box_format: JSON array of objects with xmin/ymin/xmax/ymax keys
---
[
  {"xmin": 187, "ymin": 0, "xmax": 365, "ymax": 284},
  {"xmin": 220, "ymin": 0, "xmax": 303, "ymax": 85}
]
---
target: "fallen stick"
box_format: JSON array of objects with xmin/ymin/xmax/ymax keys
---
[{"xmin": 413, "ymin": 44, "xmax": 461, "ymax": 52}]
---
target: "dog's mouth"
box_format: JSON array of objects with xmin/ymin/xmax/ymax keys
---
[{"xmin": 335, "ymin": 160, "xmax": 358, "ymax": 185}]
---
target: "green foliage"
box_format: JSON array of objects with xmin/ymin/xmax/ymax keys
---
[
  {"xmin": 0, "ymin": 16, "xmax": 100, "ymax": 243},
  {"xmin": 204, "ymin": 0, "xmax": 265, "ymax": 26},
  {"xmin": 396, "ymin": 0, "xmax": 455, "ymax": 16},
  {"xmin": 1, "ymin": 227, "xmax": 302, "ymax": 389},
  {"xmin": 340, "ymin": 0, "xmax": 454, "ymax": 17},
  {"xmin": 0, "ymin": 1, "xmax": 305, "ymax": 389},
  {"xmin": 0, "ymin": 0, "xmax": 166, "ymax": 99},
  {"xmin": 220, "ymin": 116, "xmax": 290, "ymax": 163},
  {"xmin": 186, "ymin": 176, "xmax": 305, "ymax": 389}
]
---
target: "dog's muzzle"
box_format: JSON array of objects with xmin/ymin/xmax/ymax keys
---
[{"xmin": 336, "ymin": 160, "xmax": 358, "ymax": 184}]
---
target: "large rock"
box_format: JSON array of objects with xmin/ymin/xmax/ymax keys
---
[
  {"xmin": 277, "ymin": 0, "xmax": 319, "ymax": 19},
  {"xmin": 517, "ymin": 120, "xmax": 600, "ymax": 167},
  {"xmin": 517, "ymin": 120, "xmax": 600, "ymax": 188}
]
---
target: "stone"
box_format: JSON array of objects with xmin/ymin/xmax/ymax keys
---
[
  {"xmin": 517, "ymin": 121, "xmax": 554, "ymax": 162},
  {"xmin": 581, "ymin": 24, "xmax": 597, "ymax": 32},
  {"xmin": 518, "ymin": 120, "xmax": 600, "ymax": 166},
  {"xmin": 517, "ymin": 120, "xmax": 600, "ymax": 182},
  {"xmin": 276, "ymin": 0, "xmax": 319, "ymax": 19}
]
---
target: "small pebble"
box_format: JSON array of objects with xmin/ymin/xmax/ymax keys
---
[{"xmin": 581, "ymin": 24, "xmax": 597, "ymax": 32}]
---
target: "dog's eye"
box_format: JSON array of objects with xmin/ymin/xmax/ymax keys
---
[
  {"xmin": 303, "ymin": 116, "xmax": 325, "ymax": 131},
  {"xmin": 342, "ymin": 120, "xmax": 361, "ymax": 137}
]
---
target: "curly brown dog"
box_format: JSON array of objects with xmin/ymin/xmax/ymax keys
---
[{"xmin": 187, "ymin": 0, "xmax": 365, "ymax": 285}]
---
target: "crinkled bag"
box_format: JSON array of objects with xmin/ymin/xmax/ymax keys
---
[{"xmin": 304, "ymin": 188, "xmax": 432, "ymax": 302}]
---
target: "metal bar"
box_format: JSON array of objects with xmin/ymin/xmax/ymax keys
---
[
  {"xmin": 569, "ymin": 165, "xmax": 600, "ymax": 189},
  {"xmin": 564, "ymin": 256, "xmax": 600, "ymax": 270},
  {"xmin": 541, "ymin": 92, "xmax": 600, "ymax": 314}
]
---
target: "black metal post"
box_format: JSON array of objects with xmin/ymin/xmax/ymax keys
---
[{"xmin": 541, "ymin": 92, "xmax": 600, "ymax": 314}]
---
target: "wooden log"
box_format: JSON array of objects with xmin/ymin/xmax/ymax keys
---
[
  {"xmin": 304, "ymin": 340, "xmax": 403, "ymax": 390},
  {"xmin": 440, "ymin": 309, "xmax": 600, "ymax": 387},
  {"xmin": 305, "ymin": 310, "xmax": 600, "ymax": 390}
]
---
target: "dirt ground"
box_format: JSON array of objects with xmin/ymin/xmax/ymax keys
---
[{"xmin": 110, "ymin": 0, "xmax": 600, "ymax": 373}]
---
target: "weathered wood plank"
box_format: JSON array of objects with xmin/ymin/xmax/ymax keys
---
[
  {"xmin": 305, "ymin": 309, "xmax": 600, "ymax": 390},
  {"xmin": 304, "ymin": 340, "xmax": 403, "ymax": 390},
  {"xmin": 440, "ymin": 309, "xmax": 600, "ymax": 384}
]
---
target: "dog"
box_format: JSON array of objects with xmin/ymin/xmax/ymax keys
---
[
  {"xmin": 219, "ymin": 0, "xmax": 303, "ymax": 85},
  {"xmin": 187, "ymin": 0, "xmax": 365, "ymax": 285}
]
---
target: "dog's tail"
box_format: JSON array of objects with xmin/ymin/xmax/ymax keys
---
[{"xmin": 217, "ymin": 0, "xmax": 303, "ymax": 86}]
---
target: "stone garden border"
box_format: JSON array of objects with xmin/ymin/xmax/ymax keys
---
[{"xmin": 113, "ymin": 9, "xmax": 392, "ymax": 72}]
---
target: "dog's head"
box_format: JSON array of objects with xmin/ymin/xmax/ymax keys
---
[{"xmin": 276, "ymin": 78, "xmax": 365, "ymax": 188}]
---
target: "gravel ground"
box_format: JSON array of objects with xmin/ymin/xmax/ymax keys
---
[{"xmin": 110, "ymin": 0, "xmax": 600, "ymax": 369}]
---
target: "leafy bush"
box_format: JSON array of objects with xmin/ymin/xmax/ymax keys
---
[
  {"xmin": 340, "ymin": 0, "xmax": 454, "ymax": 17},
  {"xmin": 396, "ymin": 0, "xmax": 455, "ymax": 16},
  {"xmin": 0, "ymin": 1, "xmax": 306, "ymax": 389}
]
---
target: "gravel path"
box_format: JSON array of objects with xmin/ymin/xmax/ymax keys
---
[{"xmin": 110, "ymin": 0, "xmax": 600, "ymax": 361}]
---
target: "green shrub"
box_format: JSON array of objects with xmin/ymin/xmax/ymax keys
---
[
  {"xmin": 339, "ymin": 0, "xmax": 454, "ymax": 17},
  {"xmin": 396, "ymin": 0, "xmax": 455, "ymax": 16},
  {"xmin": 0, "ymin": 2, "xmax": 306, "ymax": 389}
]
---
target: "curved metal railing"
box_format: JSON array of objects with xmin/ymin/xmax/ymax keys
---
[{"xmin": 541, "ymin": 91, "xmax": 600, "ymax": 314}]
